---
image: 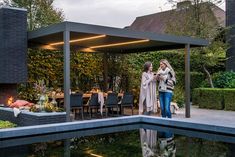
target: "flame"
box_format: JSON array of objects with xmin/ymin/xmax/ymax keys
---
[{"xmin": 7, "ymin": 96, "xmax": 14, "ymax": 105}]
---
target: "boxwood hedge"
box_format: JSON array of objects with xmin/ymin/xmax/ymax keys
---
[
  {"xmin": 192, "ymin": 88, "xmax": 235, "ymax": 111},
  {"xmin": 192, "ymin": 88, "xmax": 223, "ymax": 109}
]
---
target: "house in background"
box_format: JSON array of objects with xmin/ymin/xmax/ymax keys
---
[
  {"xmin": 127, "ymin": 1, "xmax": 225, "ymax": 39},
  {"xmin": 126, "ymin": 0, "xmax": 232, "ymax": 71},
  {"xmin": 128, "ymin": 0, "xmax": 235, "ymax": 72}
]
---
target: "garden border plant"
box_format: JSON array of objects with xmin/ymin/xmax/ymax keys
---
[
  {"xmin": 0, "ymin": 120, "xmax": 17, "ymax": 129},
  {"xmin": 193, "ymin": 88, "xmax": 235, "ymax": 111}
]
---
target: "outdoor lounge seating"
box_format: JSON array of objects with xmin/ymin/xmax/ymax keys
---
[
  {"xmin": 105, "ymin": 93, "xmax": 119, "ymax": 117},
  {"xmin": 120, "ymin": 92, "xmax": 134, "ymax": 115},
  {"xmin": 70, "ymin": 93, "xmax": 84, "ymax": 120}
]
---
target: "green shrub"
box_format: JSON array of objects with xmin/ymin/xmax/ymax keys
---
[
  {"xmin": 0, "ymin": 120, "xmax": 17, "ymax": 129},
  {"xmin": 173, "ymin": 86, "xmax": 185, "ymax": 108},
  {"xmin": 175, "ymin": 72, "xmax": 204, "ymax": 107},
  {"xmin": 176, "ymin": 72, "xmax": 205, "ymax": 89},
  {"xmin": 199, "ymin": 72, "xmax": 235, "ymax": 88},
  {"xmin": 223, "ymin": 89, "xmax": 235, "ymax": 111},
  {"xmin": 192, "ymin": 88, "xmax": 224, "ymax": 110},
  {"xmin": 192, "ymin": 88, "xmax": 200, "ymax": 106},
  {"xmin": 193, "ymin": 88, "xmax": 235, "ymax": 110},
  {"xmin": 213, "ymin": 71, "xmax": 235, "ymax": 88}
]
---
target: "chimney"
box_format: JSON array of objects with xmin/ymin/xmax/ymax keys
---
[{"xmin": 0, "ymin": 7, "xmax": 28, "ymax": 104}]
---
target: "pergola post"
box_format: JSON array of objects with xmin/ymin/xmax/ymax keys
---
[
  {"xmin": 185, "ymin": 44, "xmax": 191, "ymax": 118},
  {"xmin": 63, "ymin": 30, "xmax": 71, "ymax": 122},
  {"xmin": 103, "ymin": 53, "xmax": 108, "ymax": 92}
]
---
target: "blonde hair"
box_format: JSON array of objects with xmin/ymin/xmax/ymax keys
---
[{"xmin": 158, "ymin": 59, "xmax": 175, "ymax": 77}]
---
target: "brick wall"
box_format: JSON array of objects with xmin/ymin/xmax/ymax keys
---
[
  {"xmin": 0, "ymin": 7, "xmax": 28, "ymax": 83},
  {"xmin": 226, "ymin": 0, "xmax": 235, "ymax": 71},
  {"xmin": 0, "ymin": 7, "xmax": 28, "ymax": 104}
]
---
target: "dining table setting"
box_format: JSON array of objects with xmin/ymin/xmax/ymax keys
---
[
  {"xmin": 54, "ymin": 92, "xmax": 123, "ymax": 99},
  {"xmin": 52, "ymin": 90, "xmax": 124, "ymax": 115}
]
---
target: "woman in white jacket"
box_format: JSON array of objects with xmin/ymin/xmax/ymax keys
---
[{"xmin": 139, "ymin": 61, "xmax": 157, "ymax": 115}]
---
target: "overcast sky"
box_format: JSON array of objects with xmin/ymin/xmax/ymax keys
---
[{"xmin": 53, "ymin": 0, "xmax": 225, "ymax": 28}]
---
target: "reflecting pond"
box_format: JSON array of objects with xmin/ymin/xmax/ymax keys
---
[{"xmin": 1, "ymin": 124, "xmax": 234, "ymax": 157}]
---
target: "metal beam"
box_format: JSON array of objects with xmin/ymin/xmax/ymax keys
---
[
  {"xmin": 28, "ymin": 22, "xmax": 209, "ymax": 48},
  {"xmin": 63, "ymin": 30, "xmax": 71, "ymax": 122},
  {"xmin": 67, "ymin": 22, "xmax": 209, "ymax": 46},
  {"xmin": 185, "ymin": 44, "xmax": 191, "ymax": 118},
  {"xmin": 103, "ymin": 53, "xmax": 108, "ymax": 92},
  {"xmin": 28, "ymin": 22, "xmax": 65, "ymax": 39}
]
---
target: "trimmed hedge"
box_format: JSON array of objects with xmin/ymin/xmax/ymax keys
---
[
  {"xmin": 192, "ymin": 88, "xmax": 235, "ymax": 111},
  {"xmin": 193, "ymin": 88, "xmax": 224, "ymax": 110},
  {"xmin": 223, "ymin": 89, "xmax": 235, "ymax": 111}
]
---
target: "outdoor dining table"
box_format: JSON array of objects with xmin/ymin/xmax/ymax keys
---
[
  {"xmin": 54, "ymin": 93, "xmax": 123, "ymax": 99},
  {"xmin": 54, "ymin": 92, "xmax": 124, "ymax": 115}
]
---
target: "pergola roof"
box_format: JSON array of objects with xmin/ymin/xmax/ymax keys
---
[
  {"xmin": 28, "ymin": 21, "xmax": 209, "ymax": 53},
  {"xmin": 28, "ymin": 21, "xmax": 209, "ymax": 119}
]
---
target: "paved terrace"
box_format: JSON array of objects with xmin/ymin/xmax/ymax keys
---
[
  {"xmin": 127, "ymin": 105, "xmax": 235, "ymax": 128},
  {"xmin": 172, "ymin": 106, "xmax": 235, "ymax": 128},
  {"xmin": 122, "ymin": 105, "xmax": 235, "ymax": 129}
]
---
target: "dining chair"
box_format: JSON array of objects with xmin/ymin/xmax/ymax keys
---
[
  {"xmin": 70, "ymin": 93, "xmax": 84, "ymax": 120},
  {"xmin": 105, "ymin": 93, "xmax": 119, "ymax": 117},
  {"xmin": 88, "ymin": 93, "xmax": 101, "ymax": 118},
  {"xmin": 120, "ymin": 92, "xmax": 134, "ymax": 115}
]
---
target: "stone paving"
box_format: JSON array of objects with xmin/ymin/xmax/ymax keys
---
[
  {"xmin": 172, "ymin": 105, "xmax": 235, "ymax": 128},
  {"xmin": 123, "ymin": 106, "xmax": 235, "ymax": 128}
]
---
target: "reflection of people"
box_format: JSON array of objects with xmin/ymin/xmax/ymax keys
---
[
  {"xmin": 140, "ymin": 129, "xmax": 176, "ymax": 157},
  {"xmin": 157, "ymin": 131, "xmax": 176, "ymax": 157},
  {"xmin": 139, "ymin": 62, "xmax": 157, "ymax": 115},
  {"xmin": 140, "ymin": 129, "xmax": 157, "ymax": 157},
  {"xmin": 157, "ymin": 59, "xmax": 176, "ymax": 118}
]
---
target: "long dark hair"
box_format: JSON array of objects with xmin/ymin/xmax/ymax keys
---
[{"xmin": 143, "ymin": 61, "xmax": 152, "ymax": 72}]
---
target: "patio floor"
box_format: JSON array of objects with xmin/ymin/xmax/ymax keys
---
[
  {"xmin": 172, "ymin": 105, "xmax": 235, "ymax": 128},
  {"xmin": 77, "ymin": 105, "xmax": 235, "ymax": 129}
]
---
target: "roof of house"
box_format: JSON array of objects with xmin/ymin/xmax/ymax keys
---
[{"xmin": 127, "ymin": 2, "xmax": 225, "ymax": 34}]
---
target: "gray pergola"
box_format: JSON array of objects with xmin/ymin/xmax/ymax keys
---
[{"xmin": 28, "ymin": 21, "xmax": 209, "ymax": 121}]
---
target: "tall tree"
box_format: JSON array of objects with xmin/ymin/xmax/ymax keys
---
[
  {"xmin": 165, "ymin": 0, "xmax": 226, "ymax": 87},
  {"xmin": 165, "ymin": 0, "xmax": 224, "ymax": 38},
  {"xmin": 2, "ymin": 0, "xmax": 64, "ymax": 30}
]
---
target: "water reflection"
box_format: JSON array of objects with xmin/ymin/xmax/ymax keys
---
[
  {"xmin": 64, "ymin": 139, "xmax": 71, "ymax": 157},
  {"xmin": 158, "ymin": 131, "xmax": 176, "ymax": 157},
  {"xmin": 1, "ymin": 124, "xmax": 235, "ymax": 157},
  {"xmin": 140, "ymin": 129, "xmax": 176, "ymax": 157}
]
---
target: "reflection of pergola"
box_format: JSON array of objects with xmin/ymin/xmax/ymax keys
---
[{"xmin": 28, "ymin": 22, "xmax": 208, "ymax": 121}]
